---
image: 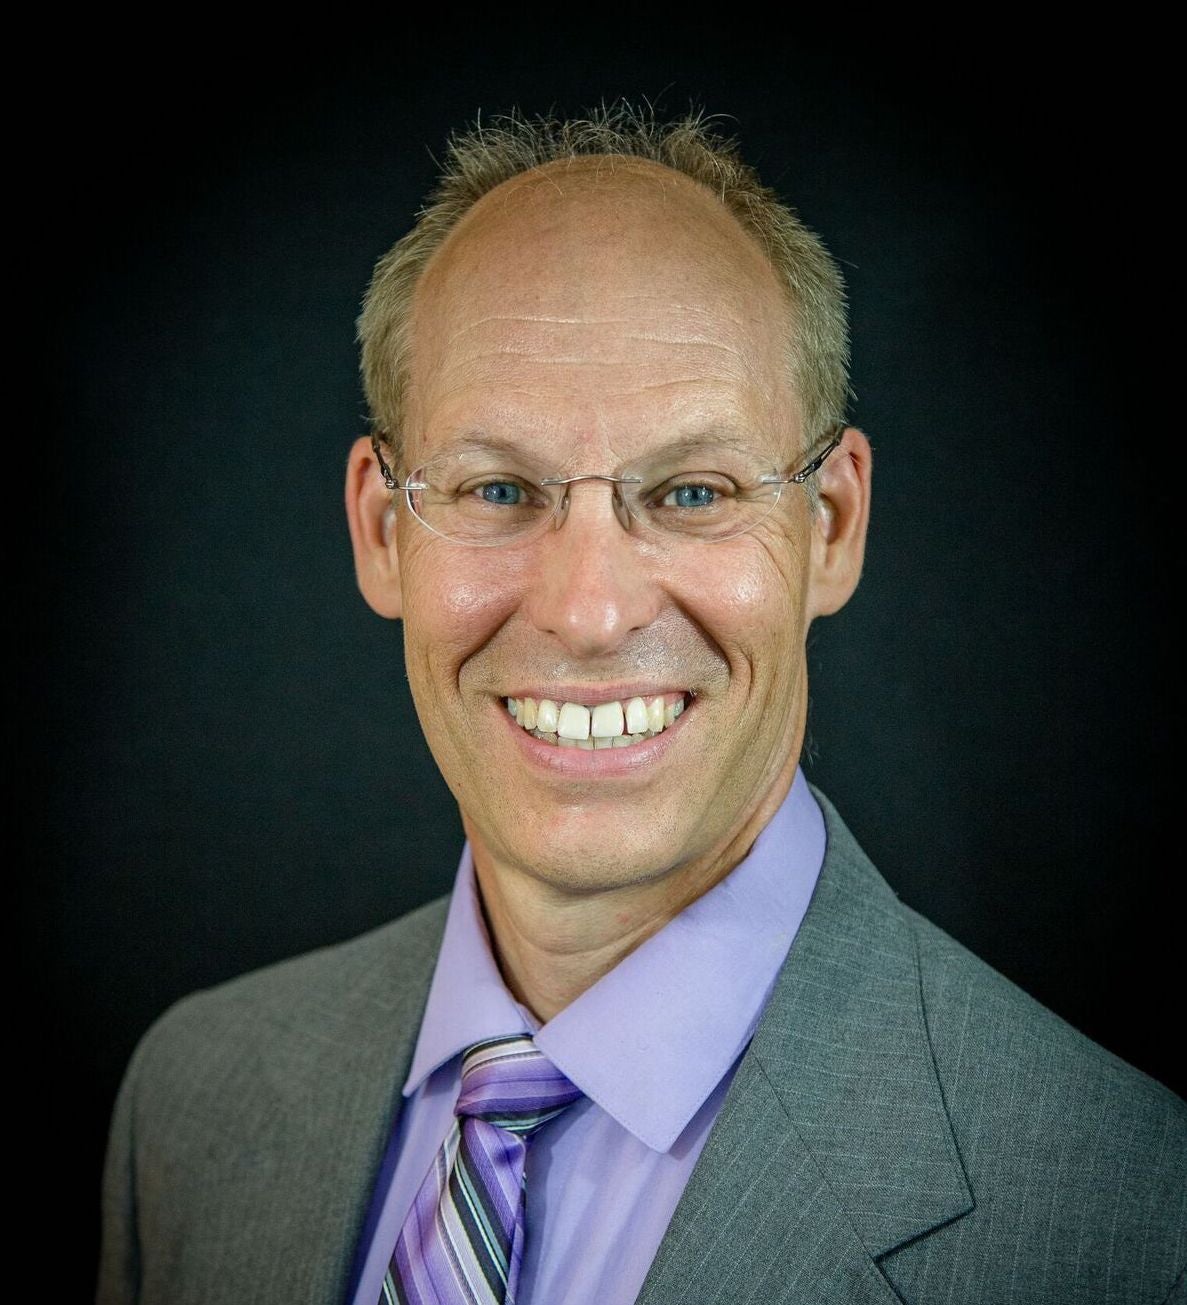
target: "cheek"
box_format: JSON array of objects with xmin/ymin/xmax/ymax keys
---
[
  {"xmin": 401, "ymin": 543, "xmax": 523, "ymax": 664},
  {"xmin": 692, "ymin": 543, "xmax": 804, "ymax": 627},
  {"xmin": 710, "ymin": 568, "xmax": 791, "ymax": 616},
  {"xmin": 676, "ymin": 537, "xmax": 807, "ymax": 682}
]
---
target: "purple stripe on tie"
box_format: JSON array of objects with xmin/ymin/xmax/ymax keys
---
[
  {"xmin": 461, "ymin": 1121, "xmax": 523, "ymax": 1228},
  {"xmin": 459, "ymin": 1068, "xmax": 582, "ymax": 1119}
]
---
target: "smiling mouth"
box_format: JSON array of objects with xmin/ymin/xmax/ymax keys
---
[{"xmin": 505, "ymin": 692, "xmax": 690, "ymax": 749}]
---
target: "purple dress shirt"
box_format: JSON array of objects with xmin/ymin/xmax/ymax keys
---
[{"xmin": 349, "ymin": 770, "xmax": 825, "ymax": 1305}]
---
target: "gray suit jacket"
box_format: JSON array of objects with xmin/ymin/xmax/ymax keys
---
[{"xmin": 97, "ymin": 793, "xmax": 1187, "ymax": 1304}]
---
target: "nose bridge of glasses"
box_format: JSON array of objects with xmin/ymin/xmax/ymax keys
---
[{"xmin": 543, "ymin": 472, "xmax": 643, "ymax": 533}]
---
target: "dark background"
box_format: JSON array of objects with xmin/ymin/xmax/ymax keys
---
[{"xmin": 24, "ymin": 29, "xmax": 1179, "ymax": 1278}]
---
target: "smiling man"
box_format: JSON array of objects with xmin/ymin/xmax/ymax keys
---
[{"xmin": 98, "ymin": 108, "xmax": 1185, "ymax": 1305}]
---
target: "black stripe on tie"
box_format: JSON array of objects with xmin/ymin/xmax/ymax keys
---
[
  {"xmin": 451, "ymin": 1126, "xmax": 512, "ymax": 1298},
  {"xmin": 501, "ymin": 1105, "xmax": 573, "ymax": 1135}
]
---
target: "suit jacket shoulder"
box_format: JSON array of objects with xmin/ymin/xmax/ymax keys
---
[
  {"xmin": 639, "ymin": 790, "xmax": 1186, "ymax": 1305},
  {"xmin": 96, "ymin": 896, "xmax": 449, "ymax": 1305}
]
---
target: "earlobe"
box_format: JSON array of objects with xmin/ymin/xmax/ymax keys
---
[
  {"xmin": 345, "ymin": 434, "xmax": 403, "ymax": 620},
  {"xmin": 806, "ymin": 427, "xmax": 872, "ymax": 620}
]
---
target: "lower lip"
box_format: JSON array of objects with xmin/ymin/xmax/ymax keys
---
[{"xmin": 501, "ymin": 698, "xmax": 692, "ymax": 776}]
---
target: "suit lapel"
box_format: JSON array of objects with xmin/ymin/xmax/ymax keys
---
[
  {"xmin": 638, "ymin": 793, "xmax": 973, "ymax": 1305},
  {"xmin": 636, "ymin": 1049, "xmax": 908, "ymax": 1305}
]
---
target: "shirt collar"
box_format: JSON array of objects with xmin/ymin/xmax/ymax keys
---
[{"xmin": 403, "ymin": 768, "xmax": 825, "ymax": 1153}]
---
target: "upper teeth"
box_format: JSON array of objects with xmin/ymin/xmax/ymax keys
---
[{"xmin": 507, "ymin": 693, "xmax": 686, "ymax": 748}]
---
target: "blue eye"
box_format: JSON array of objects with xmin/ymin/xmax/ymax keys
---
[
  {"xmin": 479, "ymin": 482, "xmax": 523, "ymax": 505},
  {"xmin": 664, "ymin": 483, "xmax": 717, "ymax": 508}
]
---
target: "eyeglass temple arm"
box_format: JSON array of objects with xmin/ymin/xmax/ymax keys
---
[
  {"xmin": 371, "ymin": 435, "xmax": 432, "ymax": 491},
  {"xmin": 762, "ymin": 429, "xmax": 844, "ymax": 487},
  {"xmin": 371, "ymin": 434, "xmax": 399, "ymax": 489}
]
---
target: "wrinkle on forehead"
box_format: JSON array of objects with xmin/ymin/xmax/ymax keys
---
[
  {"xmin": 455, "ymin": 348, "xmax": 747, "ymax": 370},
  {"xmin": 437, "ymin": 320, "xmax": 755, "ymax": 391},
  {"xmin": 444, "ymin": 303, "xmax": 751, "ymax": 335}
]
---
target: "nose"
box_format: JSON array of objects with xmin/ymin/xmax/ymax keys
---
[{"xmin": 522, "ymin": 481, "xmax": 664, "ymax": 656}]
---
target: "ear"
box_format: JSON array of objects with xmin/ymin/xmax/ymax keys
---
[
  {"xmin": 345, "ymin": 434, "xmax": 403, "ymax": 620},
  {"xmin": 805, "ymin": 426, "xmax": 872, "ymax": 620}
]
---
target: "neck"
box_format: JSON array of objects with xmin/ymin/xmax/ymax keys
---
[{"xmin": 465, "ymin": 765, "xmax": 798, "ymax": 1024}]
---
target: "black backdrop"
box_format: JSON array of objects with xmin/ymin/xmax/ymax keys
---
[{"xmin": 24, "ymin": 29, "xmax": 1180, "ymax": 1276}]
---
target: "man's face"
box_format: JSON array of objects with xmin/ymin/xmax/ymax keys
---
[{"xmin": 386, "ymin": 161, "xmax": 835, "ymax": 902}]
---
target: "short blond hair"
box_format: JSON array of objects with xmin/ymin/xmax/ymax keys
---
[{"xmin": 358, "ymin": 103, "xmax": 849, "ymax": 463}]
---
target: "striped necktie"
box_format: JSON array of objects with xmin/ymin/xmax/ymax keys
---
[{"xmin": 383, "ymin": 1035, "xmax": 583, "ymax": 1305}]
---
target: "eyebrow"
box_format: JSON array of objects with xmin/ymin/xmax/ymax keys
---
[
  {"xmin": 643, "ymin": 432, "xmax": 770, "ymax": 459},
  {"xmin": 423, "ymin": 428, "xmax": 781, "ymax": 466},
  {"xmin": 429, "ymin": 433, "xmax": 543, "ymax": 460}
]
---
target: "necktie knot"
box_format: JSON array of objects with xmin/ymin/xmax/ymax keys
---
[{"xmin": 457, "ymin": 1035, "xmax": 582, "ymax": 1138}]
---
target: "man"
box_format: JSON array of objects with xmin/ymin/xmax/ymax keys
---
[{"xmin": 97, "ymin": 107, "xmax": 1186, "ymax": 1305}]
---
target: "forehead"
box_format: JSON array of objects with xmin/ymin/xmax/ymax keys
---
[{"xmin": 405, "ymin": 158, "xmax": 798, "ymax": 465}]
